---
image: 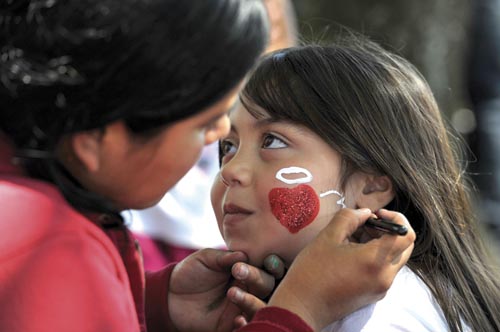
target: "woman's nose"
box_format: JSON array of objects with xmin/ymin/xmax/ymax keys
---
[{"xmin": 205, "ymin": 114, "xmax": 230, "ymax": 146}]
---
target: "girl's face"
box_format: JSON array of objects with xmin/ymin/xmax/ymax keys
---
[{"xmin": 211, "ymin": 104, "xmax": 362, "ymax": 267}]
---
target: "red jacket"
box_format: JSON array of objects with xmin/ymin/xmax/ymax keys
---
[{"xmin": 0, "ymin": 136, "xmax": 311, "ymax": 332}]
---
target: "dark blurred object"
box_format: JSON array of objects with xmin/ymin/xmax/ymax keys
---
[
  {"xmin": 292, "ymin": 0, "xmax": 470, "ymax": 119},
  {"xmin": 467, "ymin": 0, "xmax": 500, "ymax": 236}
]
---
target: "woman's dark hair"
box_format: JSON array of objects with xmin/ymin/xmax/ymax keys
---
[
  {"xmin": 0, "ymin": 0, "xmax": 269, "ymax": 215},
  {"xmin": 241, "ymin": 39, "xmax": 500, "ymax": 331}
]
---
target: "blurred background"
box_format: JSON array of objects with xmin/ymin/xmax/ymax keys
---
[{"xmin": 293, "ymin": 0, "xmax": 470, "ymax": 134}]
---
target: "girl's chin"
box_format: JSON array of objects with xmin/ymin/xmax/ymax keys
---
[
  {"xmin": 227, "ymin": 243, "xmax": 292, "ymax": 268},
  {"xmin": 227, "ymin": 245, "xmax": 265, "ymax": 267}
]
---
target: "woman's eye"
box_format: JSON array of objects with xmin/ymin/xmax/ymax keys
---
[{"xmin": 262, "ymin": 134, "xmax": 287, "ymax": 149}]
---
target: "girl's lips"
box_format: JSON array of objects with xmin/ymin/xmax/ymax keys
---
[
  {"xmin": 222, "ymin": 203, "xmax": 253, "ymax": 225},
  {"xmin": 223, "ymin": 203, "xmax": 252, "ymax": 215}
]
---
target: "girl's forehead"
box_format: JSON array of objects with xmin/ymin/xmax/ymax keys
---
[
  {"xmin": 229, "ymin": 104, "xmax": 270, "ymax": 127},
  {"xmin": 238, "ymin": 94, "xmax": 275, "ymax": 119}
]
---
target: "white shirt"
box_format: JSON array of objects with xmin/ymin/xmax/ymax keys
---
[{"xmin": 324, "ymin": 266, "xmax": 450, "ymax": 332}]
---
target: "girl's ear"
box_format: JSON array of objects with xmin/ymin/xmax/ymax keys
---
[
  {"xmin": 354, "ymin": 174, "xmax": 395, "ymax": 211},
  {"xmin": 66, "ymin": 129, "xmax": 104, "ymax": 173}
]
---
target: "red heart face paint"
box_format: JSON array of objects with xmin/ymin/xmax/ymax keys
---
[{"xmin": 269, "ymin": 184, "xmax": 320, "ymax": 234}]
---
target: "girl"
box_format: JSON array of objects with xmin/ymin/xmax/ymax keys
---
[{"xmin": 212, "ymin": 38, "xmax": 500, "ymax": 331}]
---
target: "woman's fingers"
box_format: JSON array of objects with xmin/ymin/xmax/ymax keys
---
[
  {"xmin": 227, "ymin": 286, "xmax": 266, "ymax": 321},
  {"xmin": 228, "ymin": 254, "xmax": 286, "ymax": 322},
  {"xmin": 372, "ymin": 209, "xmax": 416, "ymax": 265},
  {"xmin": 263, "ymin": 254, "xmax": 286, "ymax": 280},
  {"xmin": 231, "ymin": 262, "xmax": 276, "ymax": 299},
  {"xmin": 321, "ymin": 208, "xmax": 373, "ymax": 244},
  {"xmin": 232, "ymin": 314, "xmax": 249, "ymax": 331},
  {"xmin": 375, "ymin": 209, "xmax": 412, "ymax": 229}
]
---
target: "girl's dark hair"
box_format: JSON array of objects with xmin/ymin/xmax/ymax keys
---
[
  {"xmin": 0, "ymin": 0, "xmax": 269, "ymax": 215},
  {"xmin": 241, "ymin": 39, "xmax": 500, "ymax": 332}
]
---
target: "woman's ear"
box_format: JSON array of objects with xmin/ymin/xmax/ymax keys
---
[
  {"xmin": 65, "ymin": 129, "xmax": 104, "ymax": 173},
  {"xmin": 354, "ymin": 174, "xmax": 395, "ymax": 211}
]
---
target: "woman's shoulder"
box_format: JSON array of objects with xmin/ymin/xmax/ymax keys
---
[
  {"xmin": 0, "ymin": 175, "xmax": 140, "ymax": 331},
  {"xmin": 0, "ymin": 174, "xmax": 119, "ymax": 264}
]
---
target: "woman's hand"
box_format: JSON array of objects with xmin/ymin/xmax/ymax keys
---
[
  {"xmin": 226, "ymin": 254, "xmax": 286, "ymax": 329},
  {"xmin": 168, "ymin": 249, "xmax": 284, "ymax": 332},
  {"xmin": 264, "ymin": 208, "xmax": 415, "ymax": 331}
]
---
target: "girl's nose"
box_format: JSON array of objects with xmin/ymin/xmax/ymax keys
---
[{"xmin": 219, "ymin": 151, "xmax": 253, "ymax": 187}]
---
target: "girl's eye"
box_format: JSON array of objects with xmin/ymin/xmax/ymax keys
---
[{"xmin": 262, "ymin": 134, "xmax": 287, "ymax": 149}]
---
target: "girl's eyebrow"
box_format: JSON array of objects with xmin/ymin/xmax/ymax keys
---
[
  {"xmin": 257, "ymin": 117, "xmax": 312, "ymax": 137},
  {"xmin": 255, "ymin": 117, "xmax": 280, "ymax": 127},
  {"xmin": 229, "ymin": 116, "xmax": 277, "ymax": 135}
]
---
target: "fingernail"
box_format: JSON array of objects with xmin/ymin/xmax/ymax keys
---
[
  {"xmin": 266, "ymin": 255, "xmax": 280, "ymax": 270},
  {"xmin": 231, "ymin": 287, "xmax": 243, "ymax": 303},
  {"xmin": 234, "ymin": 264, "xmax": 249, "ymax": 280}
]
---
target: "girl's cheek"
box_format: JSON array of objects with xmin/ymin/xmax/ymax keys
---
[
  {"xmin": 267, "ymin": 165, "xmax": 346, "ymax": 234},
  {"xmin": 268, "ymin": 184, "xmax": 320, "ymax": 234}
]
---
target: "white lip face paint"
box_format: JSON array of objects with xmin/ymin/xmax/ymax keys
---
[
  {"xmin": 275, "ymin": 166, "xmax": 313, "ymax": 185},
  {"xmin": 320, "ymin": 189, "xmax": 346, "ymax": 208}
]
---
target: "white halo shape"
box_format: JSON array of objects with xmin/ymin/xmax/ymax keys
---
[{"xmin": 275, "ymin": 166, "xmax": 313, "ymax": 185}]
